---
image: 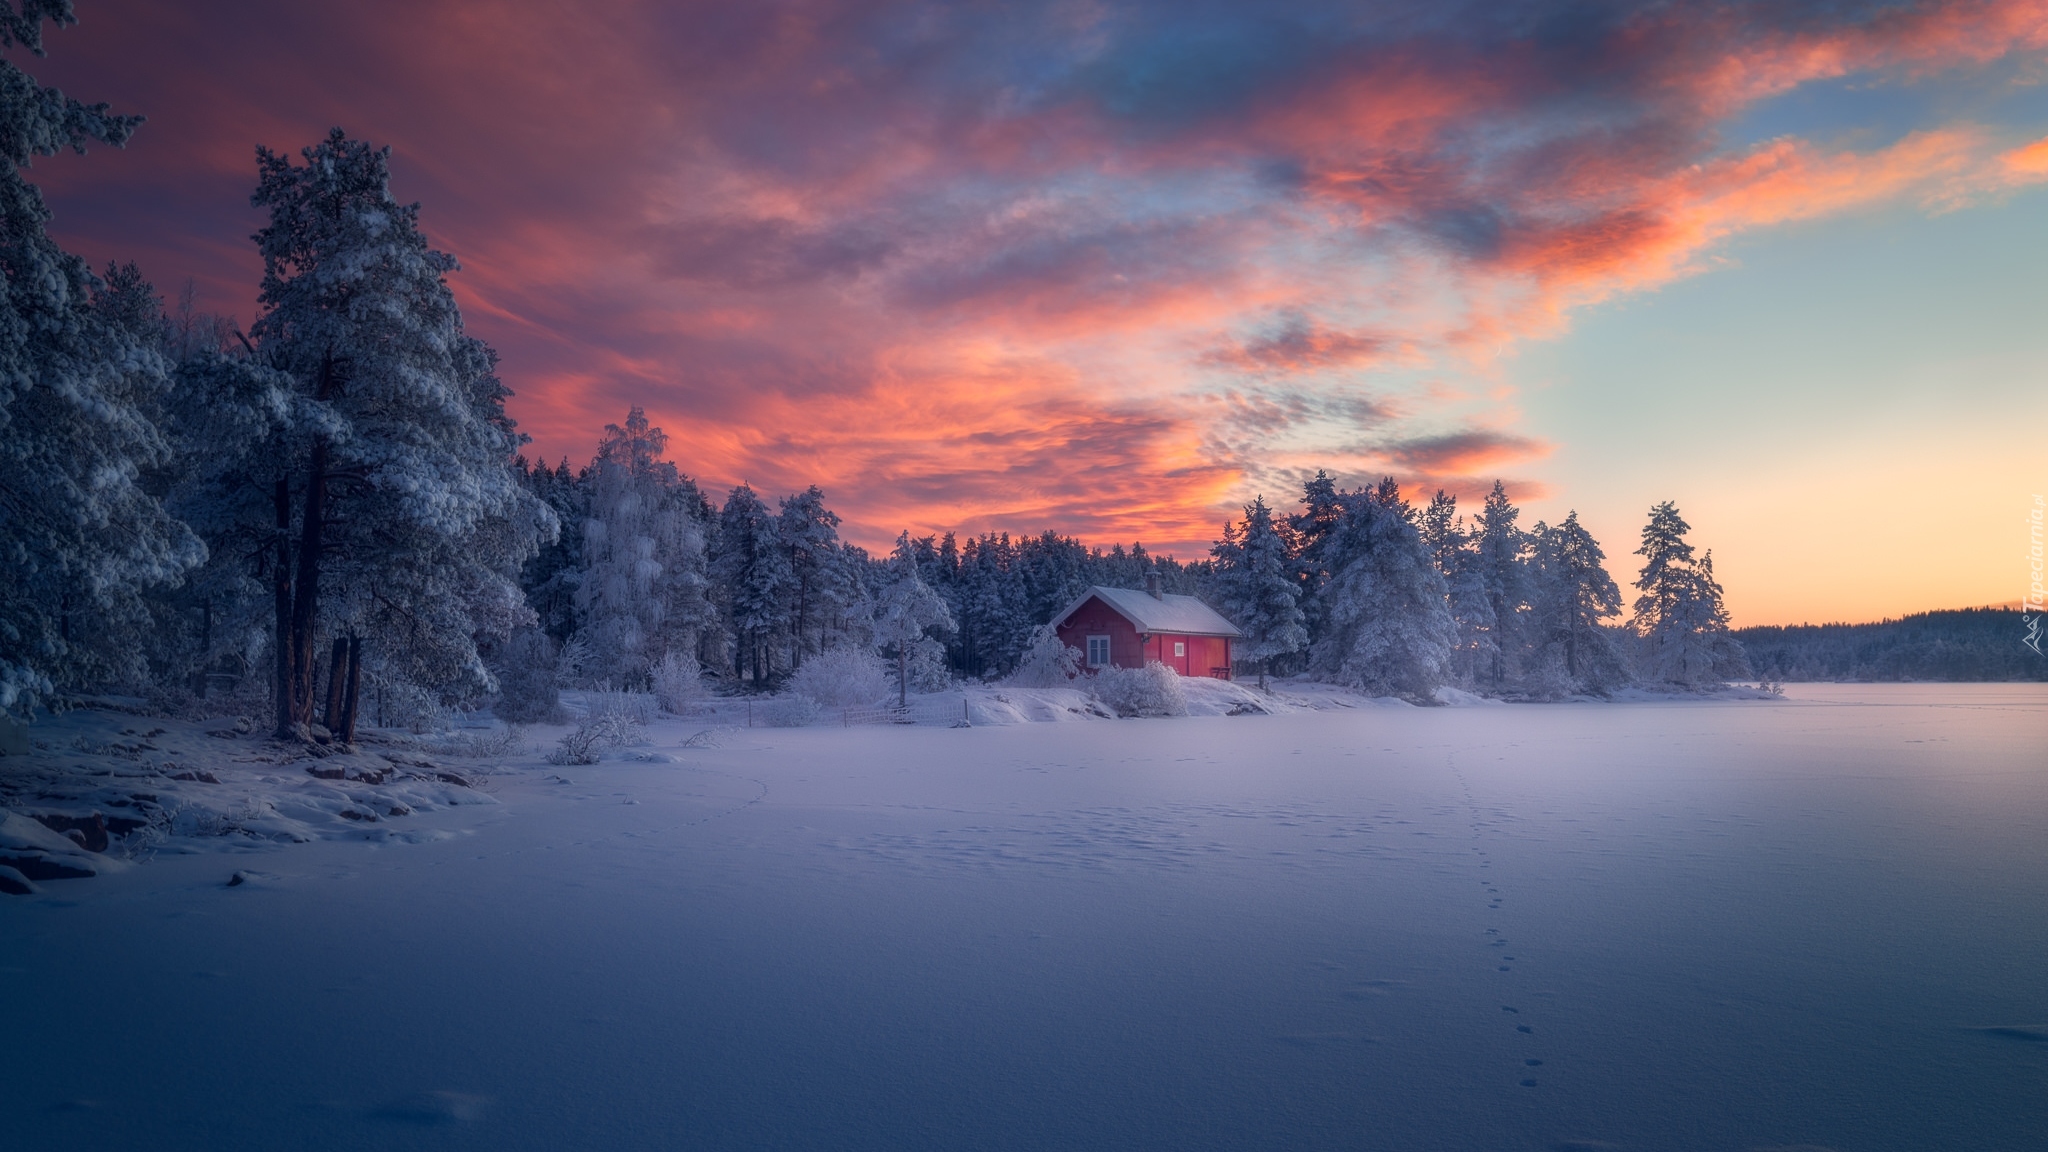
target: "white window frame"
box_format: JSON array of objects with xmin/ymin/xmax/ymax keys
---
[
  {"xmin": 1087, "ymin": 635, "xmax": 1112, "ymax": 666},
  {"xmin": 1173, "ymin": 640, "xmax": 1186, "ymax": 658}
]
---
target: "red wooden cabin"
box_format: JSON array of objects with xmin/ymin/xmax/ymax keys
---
[{"xmin": 1052, "ymin": 575, "xmax": 1241, "ymax": 680}]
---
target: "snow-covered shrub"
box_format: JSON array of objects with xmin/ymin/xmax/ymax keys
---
[
  {"xmin": 547, "ymin": 687, "xmax": 652, "ymax": 764},
  {"xmin": 584, "ymin": 686, "xmax": 656, "ymax": 726},
  {"xmin": 555, "ymin": 636, "xmax": 595, "ymax": 687},
  {"xmin": 650, "ymin": 651, "xmax": 708, "ymax": 714},
  {"xmin": 1006, "ymin": 625, "xmax": 1082, "ymax": 688},
  {"xmin": 1089, "ymin": 662, "xmax": 1189, "ymax": 718},
  {"xmin": 494, "ymin": 629, "xmax": 566, "ymax": 724},
  {"xmin": 547, "ymin": 711, "xmax": 641, "ymax": 765},
  {"xmin": 1510, "ymin": 653, "xmax": 1576, "ymax": 702},
  {"xmin": 451, "ymin": 725, "xmax": 525, "ymax": 759},
  {"xmin": 760, "ymin": 694, "xmax": 821, "ymax": 727},
  {"xmin": 786, "ymin": 646, "xmax": 892, "ymax": 707},
  {"xmin": 372, "ymin": 677, "xmax": 450, "ymax": 735}
]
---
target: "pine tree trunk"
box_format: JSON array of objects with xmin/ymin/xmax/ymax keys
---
[
  {"xmin": 287, "ymin": 440, "xmax": 329, "ymax": 732},
  {"xmin": 337, "ymin": 637, "xmax": 363, "ymax": 745},
  {"xmin": 272, "ymin": 479, "xmax": 294, "ymax": 737},
  {"xmin": 193, "ymin": 600, "xmax": 213, "ymax": 698},
  {"xmin": 898, "ymin": 647, "xmax": 908, "ymax": 708},
  {"xmin": 322, "ymin": 636, "xmax": 348, "ymax": 734}
]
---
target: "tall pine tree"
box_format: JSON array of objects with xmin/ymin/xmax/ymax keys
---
[
  {"xmin": 1528, "ymin": 511, "xmax": 1627, "ymax": 693},
  {"xmin": 573, "ymin": 408, "xmax": 710, "ymax": 687},
  {"xmin": 712, "ymin": 484, "xmax": 789, "ymax": 687},
  {"xmin": 247, "ymin": 129, "xmax": 554, "ymax": 740},
  {"xmin": 1631, "ymin": 502, "xmax": 1748, "ymax": 686},
  {"xmin": 0, "ymin": 4, "xmax": 202, "ymax": 717},
  {"xmin": 1212, "ymin": 496, "xmax": 1305, "ymax": 689}
]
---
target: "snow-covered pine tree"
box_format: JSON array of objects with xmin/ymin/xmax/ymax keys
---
[
  {"xmin": 517, "ymin": 456, "xmax": 588, "ymax": 646},
  {"xmin": 1417, "ymin": 490, "xmax": 1495, "ymax": 688},
  {"xmin": 712, "ymin": 484, "xmax": 790, "ymax": 687},
  {"xmin": 1631, "ymin": 502, "xmax": 1749, "ymax": 686},
  {"xmin": 1474, "ymin": 480, "xmax": 1528, "ymax": 687},
  {"xmin": 246, "ymin": 129, "xmax": 556, "ymax": 740},
  {"xmin": 778, "ymin": 486, "xmax": 845, "ymax": 671},
  {"xmin": 1212, "ymin": 496, "xmax": 1305, "ymax": 689},
  {"xmin": 572, "ymin": 408, "xmax": 710, "ymax": 688},
  {"xmin": 1290, "ymin": 470, "xmax": 1348, "ymax": 655},
  {"xmin": 1418, "ymin": 490, "xmax": 1461, "ymax": 576},
  {"xmin": 873, "ymin": 533, "xmax": 954, "ymax": 706},
  {"xmin": 136, "ymin": 275, "xmax": 302, "ymax": 706},
  {"xmin": 1016, "ymin": 530, "xmax": 1091, "ymax": 653},
  {"xmin": 1308, "ymin": 480, "xmax": 1456, "ymax": 699},
  {"xmin": 0, "ymin": 8, "xmax": 206, "ymax": 718},
  {"xmin": 1526, "ymin": 511, "xmax": 1628, "ymax": 693}
]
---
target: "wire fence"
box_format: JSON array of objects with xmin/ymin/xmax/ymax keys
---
[{"xmin": 839, "ymin": 695, "xmax": 973, "ymax": 728}]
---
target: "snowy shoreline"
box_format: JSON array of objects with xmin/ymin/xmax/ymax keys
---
[{"xmin": 4, "ymin": 676, "xmax": 1789, "ymax": 895}]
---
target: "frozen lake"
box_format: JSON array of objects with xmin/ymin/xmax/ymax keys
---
[{"xmin": 5, "ymin": 684, "xmax": 2044, "ymax": 1150}]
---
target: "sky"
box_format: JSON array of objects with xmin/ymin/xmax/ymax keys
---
[{"xmin": 18, "ymin": 0, "xmax": 2048, "ymax": 625}]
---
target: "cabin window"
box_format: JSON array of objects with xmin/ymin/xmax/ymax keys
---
[
  {"xmin": 1173, "ymin": 641, "xmax": 1186, "ymax": 658},
  {"xmin": 1087, "ymin": 635, "xmax": 1111, "ymax": 666}
]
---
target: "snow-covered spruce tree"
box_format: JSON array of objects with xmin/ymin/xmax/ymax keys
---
[
  {"xmin": 1418, "ymin": 490, "xmax": 1496, "ymax": 688},
  {"xmin": 493, "ymin": 626, "xmax": 565, "ymax": 723},
  {"xmin": 1526, "ymin": 511, "xmax": 1629, "ymax": 694},
  {"xmin": 1289, "ymin": 470, "xmax": 1349, "ymax": 665},
  {"xmin": 571, "ymin": 407, "xmax": 710, "ymax": 688},
  {"xmin": 1473, "ymin": 481, "xmax": 1529, "ymax": 687},
  {"xmin": 516, "ymin": 455, "xmax": 587, "ymax": 646},
  {"xmin": 778, "ymin": 486, "xmax": 848, "ymax": 671},
  {"xmin": 1308, "ymin": 480, "xmax": 1457, "ymax": 699},
  {"xmin": 1212, "ymin": 496, "xmax": 1305, "ymax": 690},
  {"xmin": 957, "ymin": 532, "xmax": 1031, "ymax": 677},
  {"xmin": 873, "ymin": 533, "xmax": 954, "ymax": 707},
  {"xmin": 712, "ymin": 484, "xmax": 790, "ymax": 687},
  {"xmin": 246, "ymin": 129, "xmax": 556, "ymax": 741},
  {"xmin": 1630, "ymin": 502, "xmax": 1749, "ymax": 687},
  {"xmin": 0, "ymin": 7, "xmax": 207, "ymax": 717}
]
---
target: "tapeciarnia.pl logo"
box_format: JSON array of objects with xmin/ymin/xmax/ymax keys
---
[{"xmin": 2025, "ymin": 495, "xmax": 2044, "ymax": 657}]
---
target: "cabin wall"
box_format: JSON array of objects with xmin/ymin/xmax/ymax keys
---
[
  {"xmin": 1056, "ymin": 598, "xmax": 1144, "ymax": 670},
  {"xmin": 1142, "ymin": 634, "xmax": 1233, "ymax": 679}
]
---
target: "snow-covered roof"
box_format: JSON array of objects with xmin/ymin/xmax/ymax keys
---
[{"xmin": 1054, "ymin": 585, "xmax": 1243, "ymax": 637}]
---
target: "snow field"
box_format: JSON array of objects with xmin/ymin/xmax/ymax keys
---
[{"xmin": 1, "ymin": 685, "xmax": 2043, "ymax": 1152}]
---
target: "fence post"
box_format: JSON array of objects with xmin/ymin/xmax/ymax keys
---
[{"xmin": 962, "ymin": 696, "xmax": 970, "ymax": 726}]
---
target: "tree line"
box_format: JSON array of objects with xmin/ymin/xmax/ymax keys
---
[{"xmin": 1736, "ymin": 609, "xmax": 2045, "ymax": 682}]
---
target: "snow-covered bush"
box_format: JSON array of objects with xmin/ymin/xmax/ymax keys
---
[
  {"xmin": 1006, "ymin": 625, "xmax": 1082, "ymax": 688},
  {"xmin": 760, "ymin": 694, "xmax": 821, "ymax": 727},
  {"xmin": 546, "ymin": 687, "xmax": 654, "ymax": 764},
  {"xmin": 650, "ymin": 651, "xmax": 708, "ymax": 714},
  {"xmin": 584, "ymin": 686, "xmax": 657, "ymax": 726},
  {"xmin": 372, "ymin": 677, "xmax": 451, "ymax": 735},
  {"xmin": 1089, "ymin": 662, "xmax": 1189, "ymax": 718},
  {"xmin": 494, "ymin": 629, "xmax": 566, "ymax": 724},
  {"xmin": 450, "ymin": 725, "xmax": 525, "ymax": 759},
  {"xmin": 786, "ymin": 646, "xmax": 892, "ymax": 707}
]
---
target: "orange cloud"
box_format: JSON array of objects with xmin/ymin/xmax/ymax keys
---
[{"xmin": 29, "ymin": 0, "xmax": 2048, "ymax": 558}]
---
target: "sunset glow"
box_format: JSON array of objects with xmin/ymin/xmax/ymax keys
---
[{"xmin": 28, "ymin": 0, "xmax": 2048, "ymax": 623}]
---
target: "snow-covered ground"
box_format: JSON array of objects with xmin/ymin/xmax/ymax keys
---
[{"xmin": 3, "ymin": 684, "xmax": 2044, "ymax": 1150}]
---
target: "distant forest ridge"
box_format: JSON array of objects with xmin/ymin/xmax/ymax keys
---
[{"xmin": 1736, "ymin": 608, "xmax": 2046, "ymax": 682}]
